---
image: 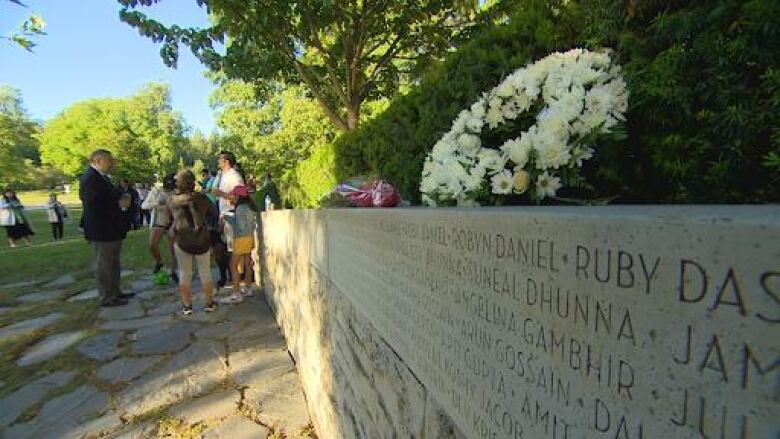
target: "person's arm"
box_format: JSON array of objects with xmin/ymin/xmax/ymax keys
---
[{"xmin": 141, "ymin": 188, "xmax": 156, "ymax": 210}]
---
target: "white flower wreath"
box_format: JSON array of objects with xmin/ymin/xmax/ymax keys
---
[{"xmin": 420, "ymin": 48, "xmax": 628, "ymax": 206}]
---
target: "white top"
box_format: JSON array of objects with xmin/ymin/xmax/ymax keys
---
[
  {"xmin": 141, "ymin": 187, "xmax": 172, "ymax": 227},
  {"xmin": 217, "ymin": 167, "xmax": 244, "ymax": 216}
]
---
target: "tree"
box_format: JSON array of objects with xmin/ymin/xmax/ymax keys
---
[
  {"xmin": 0, "ymin": 86, "xmax": 39, "ymax": 187},
  {"xmin": 2, "ymin": 0, "xmax": 45, "ymax": 52},
  {"xmin": 38, "ymin": 83, "xmax": 189, "ymax": 182},
  {"xmin": 210, "ymin": 80, "xmax": 337, "ymax": 178},
  {"xmin": 118, "ymin": 0, "xmax": 480, "ymax": 131}
]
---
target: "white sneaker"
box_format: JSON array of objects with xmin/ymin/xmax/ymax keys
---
[
  {"xmin": 228, "ymin": 292, "xmax": 244, "ymax": 304},
  {"xmin": 241, "ymin": 285, "xmax": 255, "ymax": 297}
]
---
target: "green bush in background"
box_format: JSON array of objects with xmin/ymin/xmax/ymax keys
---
[{"xmin": 292, "ymin": 0, "xmax": 779, "ymax": 205}]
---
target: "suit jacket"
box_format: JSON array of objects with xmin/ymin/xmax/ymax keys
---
[{"xmin": 79, "ymin": 166, "xmax": 130, "ymax": 242}]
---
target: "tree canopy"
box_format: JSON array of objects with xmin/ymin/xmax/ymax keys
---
[
  {"xmin": 38, "ymin": 83, "xmax": 189, "ymax": 182},
  {"xmin": 0, "ymin": 86, "xmax": 40, "ymax": 187},
  {"xmin": 118, "ymin": 0, "xmax": 482, "ymax": 131}
]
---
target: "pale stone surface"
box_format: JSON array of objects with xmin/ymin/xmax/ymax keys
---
[
  {"xmin": 106, "ymin": 420, "xmax": 156, "ymax": 439},
  {"xmin": 16, "ymin": 330, "xmax": 88, "ymax": 366},
  {"xmin": 97, "ymin": 356, "xmax": 162, "ymax": 382},
  {"xmin": 44, "ymin": 273, "xmax": 76, "ymax": 288},
  {"xmin": 115, "ymin": 339, "xmax": 227, "ymax": 419},
  {"xmin": 244, "ymin": 373, "xmax": 311, "ymax": 435},
  {"xmin": 100, "ymin": 314, "xmax": 173, "ymax": 331},
  {"xmin": 1, "ymin": 279, "xmax": 39, "ymax": 290},
  {"xmin": 0, "ymin": 307, "xmax": 10, "ymax": 314},
  {"xmin": 130, "ymin": 278, "xmax": 154, "ymax": 292},
  {"xmin": 131, "ymin": 321, "xmax": 194, "ymax": 355},
  {"xmin": 0, "ymin": 312, "xmax": 65, "ymax": 339},
  {"xmin": 195, "ymin": 320, "xmax": 244, "ymax": 340},
  {"xmin": 0, "ymin": 371, "xmax": 74, "ymax": 426},
  {"xmin": 144, "ymin": 301, "xmax": 180, "ymax": 316},
  {"xmin": 201, "ymin": 415, "xmax": 270, "ymax": 439},
  {"xmin": 76, "ymin": 332, "xmax": 123, "ymax": 362},
  {"xmin": 228, "ymin": 324, "xmax": 287, "ymax": 352},
  {"xmin": 167, "ymin": 389, "xmax": 240, "ymax": 424},
  {"xmin": 262, "ymin": 207, "xmax": 780, "ymax": 439},
  {"xmin": 229, "ymin": 348, "xmax": 294, "ymax": 388},
  {"xmin": 99, "ymin": 299, "xmax": 145, "ymax": 320},
  {"xmin": 15, "ymin": 290, "xmax": 64, "ymax": 302},
  {"xmin": 5, "ymin": 385, "xmax": 110, "ymax": 438},
  {"xmin": 67, "ymin": 288, "xmax": 99, "ymax": 302},
  {"xmin": 120, "ymin": 269, "xmax": 134, "ymax": 278},
  {"xmin": 58, "ymin": 411, "xmax": 124, "ymax": 439}
]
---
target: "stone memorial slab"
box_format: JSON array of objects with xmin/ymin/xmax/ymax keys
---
[
  {"xmin": 97, "ymin": 356, "xmax": 162, "ymax": 382},
  {"xmin": 167, "ymin": 390, "xmax": 240, "ymax": 424},
  {"xmin": 131, "ymin": 321, "xmax": 194, "ymax": 355},
  {"xmin": 77, "ymin": 332, "xmax": 123, "ymax": 362},
  {"xmin": 0, "ymin": 312, "xmax": 65, "ymax": 339},
  {"xmin": 317, "ymin": 207, "xmax": 780, "ymax": 439},
  {"xmin": 16, "ymin": 290, "xmax": 64, "ymax": 303},
  {"xmin": 99, "ymin": 299, "xmax": 144, "ymax": 320},
  {"xmin": 44, "ymin": 273, "xmax": 76, "ymax": 288},
  {"xmin": 115, "ymin": 339, "xmax": 227, "ymax": 418},
  {"xmin": 101, "ymin": 314, "xmax": 173, "ymax": 331},
  {"xmin": 0, "ymin": 371, "xmax": 74, "ymax": 426},
  {"xmin": 17, "ymin": 330, "xmax": 88, "ymax": 366},
  {"xmin": 202, "ymin": 415, "xmax": 270, "ymax": 439},
  {"xmin": 67, "ymin": 288, "xmax": 99, "ymax": 302}
]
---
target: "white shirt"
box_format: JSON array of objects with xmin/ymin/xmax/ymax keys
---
[{"xmin": 217, "ymin": 167, "xmax": 244, "ymax": 216}]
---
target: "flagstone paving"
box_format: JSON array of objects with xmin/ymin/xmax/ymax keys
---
[
  {"xmin": 0, "ymin": 273, "xmax": 313, "ymax": 438},
  {"xmin": 66, "ymin": 288, "xmax": 99, "ymax": 302},
  {"xmin": 0, "ymin": 312, "xmax": 65, "ymax": 338},
  {"xmin": 15, "ymin": 290, "xmax": 65, "ymax": 303}
]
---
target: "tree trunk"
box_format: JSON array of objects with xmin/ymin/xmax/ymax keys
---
[{"xmin": 346, "ymin": 105, "xmax": 360, "ymax": 131}]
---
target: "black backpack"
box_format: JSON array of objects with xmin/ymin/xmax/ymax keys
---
[{"xmin": 175, "ymin": 200, "xmax": 211, "ymax": 255}]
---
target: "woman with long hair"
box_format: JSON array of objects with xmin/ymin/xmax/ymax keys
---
[{"xmin": 0, "ymin": 189, "xmax": 34, "ymax": 247}]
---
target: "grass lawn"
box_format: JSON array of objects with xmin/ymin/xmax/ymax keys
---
[{"xmin": 15, "ymin": 190, "xmax": 80, "ymax": 207}]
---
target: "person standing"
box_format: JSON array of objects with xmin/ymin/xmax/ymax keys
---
[
  {"xmin": 210, "ymin": 152, "xmax": 244, "ymax": 285},
  {"xmin": 1, "ymin": 189, "xmax": 34, "ymax": 247},
  {"xmin": 120, "ymin": 180, "xmax": 141, "ymax": 230},
  {"xmin": 136, "ymin": 183, "xmax": 150, "ymax": 227},
  {"xmin": 167, "ymin": 169, "xmax": 217, "ymax": 315},
  {"xmin": 46, "ymin": 193, "xmax": 68, "ymax": 240},
  {"xmin": 225, "ymin": 185, "xmax": 258, "ymax": 303},
  {"xmin": 141, "ymin": 173, "xmax": 178, "ymax": 281},
  {"xmin": 79, "ymin": 149, "xmax": 134, "ymax": 307}
]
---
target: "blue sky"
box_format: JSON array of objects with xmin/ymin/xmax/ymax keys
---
[{"xmin": 0, "ymin": 0, "xmax": 217, "ymax": 133}]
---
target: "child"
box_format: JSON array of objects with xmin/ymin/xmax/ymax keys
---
[
  {"xmin": 46, "ymin": 194, "xmax": 68, "ymax": 240},
  {"xmin": 224, "ymin": 185, "xmax": 258, "ymax": 303}
]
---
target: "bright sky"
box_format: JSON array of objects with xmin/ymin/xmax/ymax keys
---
[{"xmin": 0, "ymin": 0, "xmax": 217, "ymax": 133}]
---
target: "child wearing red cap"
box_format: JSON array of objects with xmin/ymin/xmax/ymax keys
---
[{"xmin": 224, "ymin": 185, "xmax": 258, "ymax": 303}]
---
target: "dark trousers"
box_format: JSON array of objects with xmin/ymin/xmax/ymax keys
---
[
  {"xmin": 51, "ymin": 222, "xmax": 64, "ymax": 240},
  {"xmin": 92, "ymin": 240, "xmax": 123, "ymax": 302},
  {"xmin": 140, "ymin": 209, "xmax": 151, "ymax": 226}
]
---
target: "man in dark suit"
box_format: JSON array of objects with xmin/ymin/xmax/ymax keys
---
[{"xmin": 80, "ymin": 149, "xmax": 135, "ymax": 307}]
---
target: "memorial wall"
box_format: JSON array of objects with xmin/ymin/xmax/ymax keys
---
[{"xmin": 261, "ymin": 207, "xmax": 779, "ymax": 439}]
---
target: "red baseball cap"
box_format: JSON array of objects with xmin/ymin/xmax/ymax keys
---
[{"xmin": 230, "ymin": 185, "xmax": 249, "ymax": 197}]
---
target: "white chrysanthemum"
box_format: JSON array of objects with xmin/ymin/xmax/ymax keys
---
[
  {"xmin": 570, "ymin": 145, "xmax": 594, "ymax": 167},
  {"xmin": 490, "ymin": 170, "xmax": 513, "ymax": 195},
  {"xmin": 535, "ymin": 171, "xmax": 562, "ymax": 199},
  {"xmin": 538, "ymin": 112, "xmax": 570, "ymax": 142},
  {"xmin": 477, "ymin": 148, "xmax": 507, "ymax": 174},
  {"xmin": 511, "ymin": 92, "xmax": 532, "ymax": 113},
  {"xmin": 502, "ymin": 102, "xmax": 518, "ymax": 120},
  {"xmin": 585, "ymin": 85, "xmax": 612, "ymax": 116},
  {"xmin": 465, "ymin": 115, "xmax": 483, "ymax": 133},
  {"xmin": 495, "ymin": 80, "xmax": 515, "ymax": 98},
  {"xmin": 421, "ymin": 194, "xmax": 437, "ymax": 207},
  {"xmin": 470, "ymin": 100, "xmax": 486, "ymax": 119},
  {"xmin": 452, "ymin": 112, "xmax": 468, "ymax": 135},
  {"xmin": 485, "ymin": 106, "xmax": 504, "ymax": 129},
  {"xmin": 457, "ymin": 133, "xmax": 481, "ymax": 152},
  {"xmin": 535, "ymin": 139, "xmax": 571, "ymax": 170},
  {"xmin": 431, "ymin": 140, "xmax": 455, "ymax": 162},
  {"xmin": 501, "ymin": 134, "xmax": 533, "ymax": 168}
]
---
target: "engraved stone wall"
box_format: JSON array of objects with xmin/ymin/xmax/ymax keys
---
[{"xmin": 262, "ymin": 207, "xmax": 779, "ymax": 439}]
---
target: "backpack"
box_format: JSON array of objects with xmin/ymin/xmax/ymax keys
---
[{"xmin": 175, "ymin": 200, "xmax": 211, "ymax": 255}]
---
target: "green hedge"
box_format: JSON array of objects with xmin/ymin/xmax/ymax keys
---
[{"xmin": 295, "ymin": 0, "xmax": 779, "ymax": 205}]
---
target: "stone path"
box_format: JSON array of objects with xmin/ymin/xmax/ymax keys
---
[{"xmin": 0, "ymin": 273, "xmax": 313, "ymax": 438}]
